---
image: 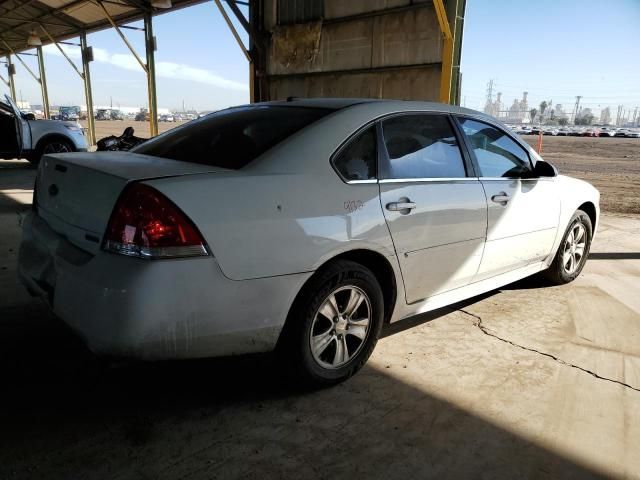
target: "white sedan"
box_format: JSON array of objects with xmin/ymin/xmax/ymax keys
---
[{"xmin": 18, "ymin": 99, "xmax": 599, "ymax": 386}]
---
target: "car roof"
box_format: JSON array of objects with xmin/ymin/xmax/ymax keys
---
[{"xmin": 261, "ymin": 97, "xmax": 485, "ymax": 117}]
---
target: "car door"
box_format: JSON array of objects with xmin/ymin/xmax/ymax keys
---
[
  {"xmin": 455, "ymin": 116, "xmax": 560, "ymax": 281},
  {"xmin": 378, "ymin": 113, "xmax": 487, "ymax": 304},
  {"xmin": 4, "ymin": 94, "xmax": 30, "ymax": 153}
]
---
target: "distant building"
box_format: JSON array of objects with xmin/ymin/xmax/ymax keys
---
[
  {"xmin": 554, "ymin": 103, "xmax": 567, "ymax": 120},
  {"xmin": 484, "ymin": 92, "xmax": 502, "ymax": 118},
  {"xmin": 501, "ymin": 92, "xmax": 531, "ymax": 124},
  {"xmin": 575, "ymin": 107, "xmax": 594, "ymax": 124}
]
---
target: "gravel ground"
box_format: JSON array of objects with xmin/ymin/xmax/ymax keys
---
[{"xmin": 521, "ymin": 135, "xmax": 640, "ymax": 215}]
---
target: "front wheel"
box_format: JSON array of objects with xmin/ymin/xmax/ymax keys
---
[
  {"xmin": 29, "ymin": 139, "xmax": 74, "ymax": 164},
  {"xmin": 544, "ymin": 210, "xmax": 593, "ymax": 284},
  {"xmin": 279, "ymin": 260, "xmax": 384, "ymax": 387}
]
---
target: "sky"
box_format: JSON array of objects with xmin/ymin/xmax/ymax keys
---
[
  {"xmin": 461, "ymin": 0, "xmax": 640, "ymax": 118},
  {"xmin": 2, "ymin": 0, "xmax": 639, "ymax": 115}
]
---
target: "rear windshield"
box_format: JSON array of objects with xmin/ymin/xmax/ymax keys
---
[{"xmin": 133, "ymin": 105, "xmax": 333, "ymax": 169}]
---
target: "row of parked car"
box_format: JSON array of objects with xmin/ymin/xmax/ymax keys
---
[
  {"xmin": 509, "ymin": 125, "xmax": 640, "ymax": 138},
  {"xmin": 48, "ymin": 107, "xmax": 199, "ymax": 123}
]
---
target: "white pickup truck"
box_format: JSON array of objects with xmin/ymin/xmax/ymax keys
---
[{"xmin": 0, "ymin": 94, "xmax": 87, "ymax": 164}]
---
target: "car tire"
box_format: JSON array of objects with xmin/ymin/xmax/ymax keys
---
[
  {"xmin": 544, "ymin": 210, "xmax": 593, "ymax": 285},
  {"xmin": 278, "ymin": 260, "xmax": 384, "ymax": 387},
  {"xmin": 30, "ymin": 138, "xmax": 74, "ymax": 164}
]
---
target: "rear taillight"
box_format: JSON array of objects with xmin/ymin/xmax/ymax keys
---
[{"xmin": 103, "ymin": 183, "xmax": 208, "ymax": 259}]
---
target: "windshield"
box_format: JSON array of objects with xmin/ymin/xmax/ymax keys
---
[
  {"xmin": 133, "ymin": 105, "xmax": 334, "ymax": 169},
  {"xmin": 60, "ymin": 106, "xmax": 80, "ymax": 114}
]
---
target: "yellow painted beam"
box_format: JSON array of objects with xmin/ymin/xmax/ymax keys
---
[
  {"xmin": 433, "ymin": 0, "xmax": 452, "ymax": 40},
  {"xmin": 433, "ymin": 0, "xmax": 454, "ymax": 104},
  {"xmin": 439, "ymin": 36, "xmax": 454, "ymax": 104}
]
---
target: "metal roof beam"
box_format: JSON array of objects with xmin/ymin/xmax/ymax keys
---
[
  {"xmin": 93, "ymin": 0, "xmax": 147, "ymax": 73},
  {"xmin": 0, "ymin": 0, "xmax": 87, "ymax": 37},
  {"xmin": 0, "ymin": 15, "xmax": 71, "ymax": 28},
  {"xmin": 213, "ymin": 0, "xmax": 251, "ymax": 63},
  {"xmin": 225, "ymin": 0, "xmax": 264, "ymax": 54},
  {"xmin": 39, "ymin": 23, "xmax": 84, "ymax": 78},
  {"xmin": 0, "ymin": 39, "xmax": 41, "ymax": 82}
]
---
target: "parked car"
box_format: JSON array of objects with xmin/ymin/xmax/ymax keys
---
[
  {"xmin": 110, "ymin": 109, "xmax": 125, "ymax": 121},
  {"xmin": 18, "ymin": 99, "xmax": 599, "ymax": 386},
  {"xmin": 135, "ymin": 109, "xmax": 150, "ymax": 122},
  {"xmin": 615, "ymin": 128, "xmax": 630, "ymax": 137},
  {"xmin": 55, "ymin": 106, "xmax": 80, "ymax": 121},
  {"xmin": 598, "ymin": 127, "xmax": 616, "ymax": 137},
  {"xmin": 0, "ymin": 94, "xmax": 87, "ymax": 164},
  {"xmin": 96, "ymin": 109, "xmax": 111, "ymax": 120}
]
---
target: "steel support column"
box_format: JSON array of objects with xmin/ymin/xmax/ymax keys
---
[
  {"xmin": 36, "ymin": 46, "xmax": 50, "ymax": 118},
  {"xmin": 80, "ymin": 32, "xmax": 96, "ymax": 145},
  {"xmin": 6, "ymin": 55, "xmax": 17, "ymax": 100},
  {"xmin": 144, "ymin": 13, "xmax": 158, "ymax": 137},
  {"xmin": 433, "ymin": 0, "xmax": 453, "ymax": 104}
]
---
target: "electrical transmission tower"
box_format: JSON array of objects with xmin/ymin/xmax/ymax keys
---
[
  {"xmin": 571, "ymin": 96, "xmax": 582, "ymax": 123},
  {"xmin": 484, "ymin": 79, "xmax": 494, "ymax": 113}
]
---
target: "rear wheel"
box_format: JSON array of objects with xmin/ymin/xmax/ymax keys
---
[
  {"xmin": 29, "ymin": 138, "xmax": 74, "ymax": 164},
  {"xmin": 544, "ymin": 210, "xmax": 593, "ymax": 284},
  {"xmin": 279, "ymin": 260, "xmax": 384, "ymax": 387}
]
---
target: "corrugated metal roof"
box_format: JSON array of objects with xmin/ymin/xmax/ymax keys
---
[{"xmin": 0, "ymin": 0, "xmax": 208, "ymax": 56}]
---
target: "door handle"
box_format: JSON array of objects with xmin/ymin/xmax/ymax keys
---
[
  {"xmin": 491, "ymin": 192, "xmax": 510, "ymax": 205},
  {"xmin": 386, "ymin": 201, "xmax": 417, "ymax": 213}
]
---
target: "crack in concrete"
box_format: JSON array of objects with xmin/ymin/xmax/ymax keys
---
[{"xmin": 458, "ymin": 308, "xmax": 640, "ymax": 393}]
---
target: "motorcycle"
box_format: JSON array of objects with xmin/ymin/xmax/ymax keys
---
[{"xmin": 96, "ymin": 127, "xmax": 147, "ymax": 151}]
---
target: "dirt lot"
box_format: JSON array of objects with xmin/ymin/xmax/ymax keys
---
[
  {"xmin": 84, "ymin": 121, "xmax": 640, "ymax": 215},
  {"xmin": 521, "ymin": 135, "xmax": 640, "ymax": 215}
]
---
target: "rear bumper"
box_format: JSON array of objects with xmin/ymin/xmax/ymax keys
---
[{"xmin": 18, "ymin": 212, "xmax": 312, "ymax": 360}]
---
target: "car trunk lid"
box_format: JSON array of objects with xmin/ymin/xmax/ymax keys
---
[{"xmin": 35, "ymin": 151, "xmax": 231, "ymax": 254}]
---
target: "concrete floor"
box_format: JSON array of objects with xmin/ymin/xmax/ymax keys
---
[{"xmin": 1, "ymin": 159, "xmax": 639, "ymax": 479}]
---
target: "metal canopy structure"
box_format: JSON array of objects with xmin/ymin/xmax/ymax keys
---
[
  {"xmin": 0, "ymin": 0, "xmax": 205, "ymax": 55},
  {"xmin": 0, "ymin": 0, "xmax": 248, "ymax": 143},
  {"xmin": 1, "ymin": 0, "xmax": 465, "ymax": 146}
]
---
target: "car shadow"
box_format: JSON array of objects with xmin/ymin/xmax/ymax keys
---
[
  {"xmin": 589, "ymin": 252, "xmax": 640, "ymax": 260},
  {"xmin": 0, "ymin": 298, "xmax": 609, "ymax": 479}
]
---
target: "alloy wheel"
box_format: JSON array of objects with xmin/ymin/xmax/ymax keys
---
[
  {"xmin": 43, "ymin": 142, "xmax": 71, "ymax": 154},
  {"xmin": 562, "ymin": 221, "xmax": 586, "ymax": 275},
  {"xmin": 309, "ymin": 285, "xmax": 372, "ymax": 369}
]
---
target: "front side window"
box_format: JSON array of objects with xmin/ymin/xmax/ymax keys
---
[
  {"xmin": 133, "ymin": 106, "xmax": 333, "ymax": 169},
  {"xmin": 380, "ymin": 114, "xmax": 466, "ymax": 179},
  {"xmin": 457, "ymin": 118, "xmax": 532, "ymax": 177},
  {"xmin": 332, "ymin": 126, "xmax": 377, "ymax": 181}
]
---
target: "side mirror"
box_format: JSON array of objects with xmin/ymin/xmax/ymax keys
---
[{"xmin": 533, "ymin": 160, "xmax": 557, "ymax": 177}]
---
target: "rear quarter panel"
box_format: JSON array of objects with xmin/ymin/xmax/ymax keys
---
[
  {"xmin": 145, "ymin": 104, "xmax": 417, "ymax": 281},
  {"xmin": 147, "ymin": 172, "xmax": 395, "ymax": 280}
]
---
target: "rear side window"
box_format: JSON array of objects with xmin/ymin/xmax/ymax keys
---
[
  {"xmin": 332, "ymin": 126, "xmax": 377, "ymax": 181},
  {"xmin": 457, "ymin": 118, "xmax": 532, "ymax": 177},
  {"xmin": 380, "ymin": 114, "xmax": 466, "ymax": 179},
  {"xmin": 133, "ymin": 106, "xmax": 333, "ymax": 169}
]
